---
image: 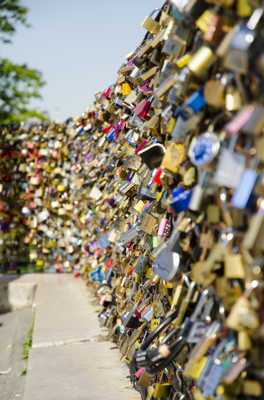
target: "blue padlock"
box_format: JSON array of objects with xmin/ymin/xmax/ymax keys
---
[
  {"xmin": 179, "ymin": 87, "xmax": 205, "ymax": 120},
  {"xmin": 100, "ymin": 218, "xmax": 107, "ymax": 227},
  {"xmin": 231, "ymin": 169, "xmax": 258, "ymax": 209},
  {"xmin": 90, "ymin": 267, "xmax": 101, "ymax": 278},
  {"xmin": 183, "ymin": 87, "xmax": 206, "ymax": 113},
  {"xmin": 1, "ymin": 221, "xmax": 8, "ymax": 233},
  {"xmin": 76, "ymin": 125, "xmax": 84, "ymax": 135},
  {"xmin": 106, "ymin": 127, "xmax": 116, "ymax": 141},
  {"xmin": 90, "ymin": 267, "xmax": 105, "ymax": 283},
  {"xmin": 189, "ymin": 132, "xmax": 220, "ymax": 167},
  {"xmin": 170, "ymin": 187, "xmax": 192, "ymax": 213}
]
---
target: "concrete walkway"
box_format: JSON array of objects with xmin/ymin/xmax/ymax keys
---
[
  {"xmin": 3, "ymin": 274, "xmax": 139, "ymax": 400},
  {"xmin": 0, "ymin": 307, "xmax": 33, "ymax": 400}
]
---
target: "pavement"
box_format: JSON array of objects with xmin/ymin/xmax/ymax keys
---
[
  {"xmin": 0, "ymin": 274, "xmax": 140, "ymax": 400},
  {"xmin": 0, "ymin": 307, "xmax": 33, "ymax": 400}
]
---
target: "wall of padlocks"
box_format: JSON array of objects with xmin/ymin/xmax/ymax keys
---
[
  {"xmin": 0, "ymin": 122, "xmax": 88, "ymax": 272},
  {"xmin": 3, "ymin": 0, "xmax": 264, "ymax": 398}
]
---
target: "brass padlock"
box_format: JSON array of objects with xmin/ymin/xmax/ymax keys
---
[
  {"xmin": 188, "ymin": 46, "xmax": 215, "ymax": 77},
  {"xmin": 141, "ymin": 9, "xmax": 161, "ymax": 35},
  {"xmin": 225, "ymin": 86, "xmax": 242, "ymax": 111}
]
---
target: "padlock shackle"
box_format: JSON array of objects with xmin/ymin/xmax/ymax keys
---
[
  {"xmin": 140, "ymin": 307, "xmax": 179, "ymax": 350},
  {"xmin": 149, "ymin": 8, "xmax": 161, "ymax": 17},
  {"xmin": 147, "ymin": 336, "xmax": 185, "ymax": 374},
  {"xmin": 247, "ymin": 7, "xmax": 264, "ymax": 30}
]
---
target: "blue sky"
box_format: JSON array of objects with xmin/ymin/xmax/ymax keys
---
[{"xmin": 3, "ymin": 0, "xmax": 162, "ymax": 121}]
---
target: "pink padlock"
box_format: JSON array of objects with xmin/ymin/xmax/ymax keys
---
[
  {"xmin": 157, "ymin": 218, "xmax": 171, "ymax": 238},
  {"xmin": 52, "ymin": 150, "xmax": 58, "ymax": 159},
  {"xmin": 138, "ymin": 78, "xmax": 153, "ymax": 94},
  {"xmin": 135, "ymin": 368, "xmax": 145, "ymax": 378},
  {"xmin": 28, "ymin": 201, "xmax": 36, "ymax": 209},
  {"xmin": 225, "ymin": 105, "xmax": 253, "ymax": 135},
  {"xmin": 134, "ymin": 99, "xmax": 151, "ymax": 118}
]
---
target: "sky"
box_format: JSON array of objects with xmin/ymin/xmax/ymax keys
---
[{"xmin": 3, "ymin": 0, "xmax": 162, "ymax": 121}]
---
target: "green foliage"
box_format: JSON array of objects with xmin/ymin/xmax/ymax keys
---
[
  {"xmin": 21, "ymin": 315, "xmax": 35, "ymax": 376},
  {"xmin": 22, "ymin": 323, "xmax": 34, "ymax": 360},
  {"xmin": 0, "ymin": 0, "xmax": 48, "ymax": 123},
  {"xmin": 0, "ymin": 0, "xmax": 28, "ymax": 43},
  {"xmin": 0, "ymin": 59, "xmax": 47, "ymax": 123}
]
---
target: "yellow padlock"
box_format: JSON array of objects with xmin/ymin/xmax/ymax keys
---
[
  {"xmin": 36, "ymin": 259, "xmax": 43, "ymax": 267},
  {"xmin": 57, "ymin": 185, "xmax": 65, "ymax": 192},
  {"xmin": 122, "ymin": 83, "xmax": 132, "ymax": 96}
]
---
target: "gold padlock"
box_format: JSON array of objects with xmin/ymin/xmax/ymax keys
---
[
  {"xmin": 153, "ymin": 382, "xmax": 171, "ymax": 399},
  {"xmin": 188, "ymin": 46, "xmax": 215, "ymax": 77},
  {"xmin": 142, "ymin": 9, "xmax": 161, "ymax": 35},
  {"xmin": 225, "ymin": 86, "xmax": 242, "ymax": 111},
  {"xmin": 237, "ymin": 0, "xmax": 252, "ymax": 17},
  {"xmin": 161, "ymin": 143, "xmax": 185, "ymax": 173},
  {"xmin": 196, "ymin": 9, "xmax": 215, "ymax": 32}
]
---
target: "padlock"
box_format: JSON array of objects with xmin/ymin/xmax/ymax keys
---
[
  {"xmin": 223, "ymin": 8, "xmax": 264, "ymax": 74},
  {"xmin": 203, "ymin": 11, "xmax": 224, "ymax": 44},
  {"xmin": 188, "ymin": 46, "xmax": 215, "ymax": 77},
  {"xmin": 161, "ymin": 143, "xmax": 185, "ymax": 173},
  {"xmin": 231, "ymin": 164, "xmax": 258, "ymax": 209},
  {"xmin": 170, "ymin": 0, "xmax": 208, "ymax": 19},
  {"xmin": 141, "ymin": 9, "xmax": 161, "ymax": 35},
  {"xmin": 188, "ymin": 131, "xmax": 220, "ymax": 167},
  {"xmin": 162, "ymin": 21, "xmax": 191, "ymax": 57},
  {"xmin": 225, "ymin": 86, "xmax": 242, "ymax": 111},
  {"xmin": 213, "ymin": 136, "xmax": 246, "ymax": 189},
  {"xmin": 138, "ymin": 143, "xmax": 165, "ymax": 170},
  {"xmin": 189, "ymin": 171, "xmax": 211, "ymax": 212},
  {"xmin": 226, "ymin": 281, "xmax": 260, "ymax": 331}
]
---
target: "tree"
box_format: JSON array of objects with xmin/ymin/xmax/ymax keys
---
[{"xmin": 0, "ymin": 0, "xmax": 48, "ymax": 123}]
